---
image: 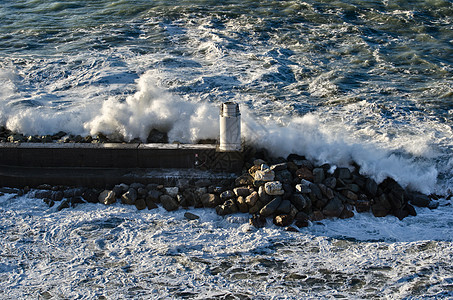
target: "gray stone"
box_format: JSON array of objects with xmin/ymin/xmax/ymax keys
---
[
  {"xmin": 145, "ymin": 198, "xmax": 158, "ymax": 210},
  {"xmin": 98, "ymin": 190, "xmax": 116, "ymax": 205},
  {"xmin": 273, "ymin": 214, "xmax": 294, "ymax": 227},
  {"xmin": 264, "ymin": 181, "xmax": 284, "ymax": 196},
  {"xmin": 293, "ymin": 159, "xmax": 313, "ymax": 170},
  {"xmin": 407, "ymin": 192, "xmax": 430, "ymax": 207},
  {"xmin": 322, "ymin": 197, "xmax": 344, "ymax": 218},
  {"xmin": 236, "ymin": 196, "xmax": 249, "ymax": 213},
  {"xmin": 309, "ymin": 184, "xmax": 323, "ymax": 200},
  {"xmin": 137, "ymin": 188, "xmax": 148, "ymax": 197},
  {"xmin": 121, "ymin": 188, "xmax": 137, "ymax": 205},
  {"xmin": 135, "ymin": 199, "xmax": 147, "ymax": 210},
  {"xmin": 248, "ymin": 200, "xmax": 264, "ymax": 214},
  {"xmin": 113, "ymin": 183, "xmax": 129, "ymax": 196},
  {"xmin": 160, "ymin": 195, "xmax": 179, "ymax": 211},
  {"xmin": 147, "ymin": 190, "xmax": 162, "ymax": 203},
  {"xmin": 258, "ymin": 186, "xmax": 271, "ymax": 204},
  {"xmin": 365, "ymin": 178, "xmax": 378, "ymax": 197},
  {"xmin": 276, "ymin": 200, "xmax": 291, "ymax": 215},
  {"xmin": 184, "ymin": 212, "xmax": 200, "ymax": 220},
  {"xmin": 57, "ymin": 199, "xmax": 70, "ymax": 211},
  {"xmin": 313, "ymin": 168, "xmax": 325, "ymax": 184},
  {"xmin": 275, "ymin": 169, "xmax": 293, "ymax": 184},
  {"xmin": 334, "ymin": 167, "xmax": 351, "ymax": 179},
  {"xmin": 254, "ymin": 169, "xmax": 275, "ymax": 182},
  {"xmin": 233, "ymin": 187, "xmax": 252, "ymax": 197},
  {"xmin": 295, "ymin": 179, "xmax": 312, "ymax": 194},
  {"xmin": 235, "ymin": 174, "xmax": 254, "ymax": 186},
  {"xmin": 249, "ymin": 214, "xmax": 266, "ymax": 228},
  {"xmin": 220, "ymin": 190, "xmax": 235, "ymax": 201},
  {"xmin": 324, "ymin": 177, "xmax": 337, "ymax": 189},
  {"xmin": 216, "ymin": 199, "xmax": 238, "ymax": 216},
  {"xmin": 291, "ymin": 194, "xmax": 311, "ymax": 211},
  {"xmin": 201, "ymin": 193, "xmax": 221, "ymax": 208},
  {"xmin": 270, "ymin": 162, "xmax": 287, "ymax": 172},
  {"xmin": 165, "ymin": 187, "xmax": 179, "ymax": 198},
  {"xmin": 245, "ymin": 191, "xmax": 259, "ymax": 207},
  {"xmin": 259, "ymin": 197, "xmax": 282, "ymax": 217}
]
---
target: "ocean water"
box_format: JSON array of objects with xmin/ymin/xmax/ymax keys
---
[{"xmin": 1, "ymin": 0, "xmax": 452, "ymax": 298}]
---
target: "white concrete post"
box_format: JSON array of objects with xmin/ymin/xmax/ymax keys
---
[{"xmin": 219, "ymin": 102, "xmax": 241, "ymax": 152}]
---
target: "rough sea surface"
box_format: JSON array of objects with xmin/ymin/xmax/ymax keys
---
[{"xmin": 0, "ymin": 0, "xmax": 452, "ymax": 298}]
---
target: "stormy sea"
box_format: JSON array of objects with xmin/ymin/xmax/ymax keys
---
[{"xmin": 0, "ymin": 0, "xmax": 452, "ymax": 298}]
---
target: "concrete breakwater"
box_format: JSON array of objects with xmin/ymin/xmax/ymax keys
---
[{"xmin": 0, "ymin": 137, "xmax": 442, "ymax": 229}]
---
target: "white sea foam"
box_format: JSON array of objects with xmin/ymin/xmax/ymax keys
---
[{"xmin": 0, "ymin": 193, "xmax": 452, "ymax": 299}]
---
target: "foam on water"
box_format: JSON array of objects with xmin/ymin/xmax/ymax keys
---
[{"xmin": 0, "ymin": 193, "xmax": 452, "ymax": 298}]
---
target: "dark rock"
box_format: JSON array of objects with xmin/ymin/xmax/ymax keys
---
[
  {"xmin": 258, "ymin": 186, "xmax": 271, "ymax": 204},
  {"xmin": 43, "ymin": 198, "xmax": 55, "ymax": 208},
  {"xmin": 53, "ymin": 131, "xmax": 67, "ymax": 140},
  {"xmin": 295, "ymin": 180, "xmax": 312, "ymax": 194},
  {"xmin": 51, "ymin": 191, "xmax": 64, "ymax": 202},
  {"xmin": 270, "ymin": 162, "xmax": 287, "ymax": 172},
  {"xmin": 313, "ymin": 168, "xmax": 325, "ymax": 184},
  {"xmin": 137, "ymin": 188, "xmax": 148, "ymax": 197},
  {"xmin": 181, "ymin": 190, "xmax": 196, "ymax": 207},
  {"xmin": 352, "ymin": 174, "xmax": 366, "ymax": 189},
  {"xmin": 276, "ymin": 200, "xmax": 291, "ymax": 215},
  {"xmin": 201, "ymin": 193, "xmax": 222, "ymax": 208},
  {"xmin": 355, "ymin": 200, "xmax": 371, "ymax": 213},
  {"xmin": 319, "ymin": 184, "xmax": 334, "ymax": 200},
  {"xmin": 309, "ymin": 184, "xmax": 323, "ymax": 200},
  {"xmin": 291, "ymin": 194, "xmax": 310, "ymax": 211},
  {"xmin": 275, "ymin": 169, "xmax": 293, "ymax": 185},
  {"xmin": 233, "ymin": 187, "xmax": 252, "ymax": 197},
  {"xmin": 63, "ymin": 188, "xmax": 84, "ymax": 198},
  {"xmin": 295, "ymin": 211, "xmax": 310, "ymax": 222},
  {"xmin": 249, "ymin": 214, "xmax": 266, "ymax": 228},
  {"xmin": 121, "ymin": 188, "xmax": 137, "ymax": 205},
  {"xmin": 70, "ymin": 196, "xmax": 85, "ymax": 208},
  {"xmin": 285, "ymin": 226, "xmax": 299, "ymax": 232},
  {"xmin": 393, "ymin": 207, "xmax": 409, "ymax": 221},
  {"xmin": 365, "ymin": 178, "xmax": 378, "ymax": 197},
  {"xmin": 322, "ymin": 197, "xmax": 344, "ymax": 218},
  {"xmin": 287, "ymin": 161, "xmax": 299, "ymax": 175},
  {"xmin": 342, "ymin": 190, "xmax": 358, "ymax": 201},
  {"xmin": 406, "ymin": 203, "xmax": 417, "ymax": 216},
  {"xmin": 236, "ymin": 196, "xmax": 249, "ymax": 213},
  {"xmin": 145, "ymin": 198, "xmax": 158, "ymax": 210},
  {"xmin": 220, "ymin": 190, "xmax": 235, "ymax": 201},
  {"xmin": 98, "ymin": 190, "xmax": 116, "ymax": 205},
  {"xmin": 287, "ymin": 153, "xmax": 305, "ymax": 162},
  {"xmin": 323, "ymin": 177, "xmax": 337, "ymax": 189},
  {"xmin": 311, "ymin": 210, "xmax": 325, "ymax": 221},
  {"xmin": 113, "ymin": 184, "xmax": 129, "ymax": 196},
  {"xmin": 259, "ymin": 197, "xmax": 282, "ymax": 217},
  {"xmin": 245, "ymin": 191, "xmax": 259, "ymax": 207},
  {"xmin": 215, "ymin": 199, "xmax": 238, "ymax": 216},
  {"xmin": 428, "ymin": 201, "xmax": 439, "ymax": 209},
  {"xmin": 34, "ymin": 190, "xmax": 53, "ymax": 199},
  {"xmin": 339, "ymin": 204, "xmax": 355, "ymax": 219},
  {"xmin": 146, "ymin": 128, "xmax": 168, "ymax": 143},
  {"xmin": 273, "ymin": 214, "xmax": 294, "ymax": 227},
  {"xmin": 235, "ymin": 174, "xmax": 254, "ymax": 186},
  {"xmin": 295, "ymin": 167, "xmax": 314, "ymax": 181},
  {"xmin": 57, "ymin": 199, "xmax": 70, "ymax": 211},
  {"xmin": 160, "ymin": 195, "xmax": 179, "ymax": 211},
  {"xmin": 295, "ymin": 220, "xmax": 309, "ymax": 228},
  {"xmin": 147, "ymin": 190, "xmax": 162, "ymax": 203},
  {"xmin": 82, "ymin": 189, "xmax": 99, "ymax": 203},
  {"xmin": 407, "ymin": 192, "xmax": 430, "ymax": 208},
  {"xmin": 248, "ymin": 200, "xmax": 264, "ymax": 214},
  {"xmin": 371, "ymin": 203, "xmax": 390, "ymax": 217},
  {"xmin": 184, "ymin": 212, "xmax": 200, "ymax": 220},
  {"xmin": 334, "ymin": 167, "xmax": 351, "ymax": 180},
  {"xmin": 380, "ymin": 178, "xmax": 405, "ymax": 209},
  {"xmin": 135, "ymin": 199, "xmax": 147, "ymax": 210}
]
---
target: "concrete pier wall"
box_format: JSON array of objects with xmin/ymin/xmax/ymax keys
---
[{"xmin": 0, "ymin": 143, "xmax": 244, "ymax": 187}]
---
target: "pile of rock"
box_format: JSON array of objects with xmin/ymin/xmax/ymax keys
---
[
  {"xmin": 27, "ymin": 151, "xmax": 440, "ymax": 231},
  {"xmin": 0, "ymin": 127, "xmax": 169, "ymax": 144}
]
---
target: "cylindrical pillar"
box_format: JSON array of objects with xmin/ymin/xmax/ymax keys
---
[{"xmin": 219, "ymin": 102, "xmax": 241, "ymax": 152}]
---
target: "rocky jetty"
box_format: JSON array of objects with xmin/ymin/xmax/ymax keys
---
[{"xmin": 11, "ymin": 148, "xmax": 441, "ymax": 231}]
